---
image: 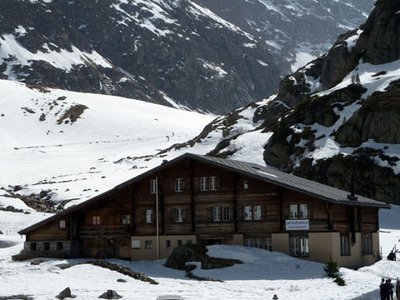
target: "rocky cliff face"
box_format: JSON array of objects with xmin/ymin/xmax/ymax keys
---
[
  {"xmin": 173, "ymin": 0, "xmax": 400, "ymax": 203},
  {"xmin": 0, "ymin": 0, "xmax": 372, "ymax": 114}
]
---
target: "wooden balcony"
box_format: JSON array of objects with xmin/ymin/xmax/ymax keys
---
[{"xmin": 79, "ymin": 225, "xmax": 130, "ymax": 238}]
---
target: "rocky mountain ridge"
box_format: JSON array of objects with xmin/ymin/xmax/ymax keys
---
[
  {"xmin": 0, "ymin": 0, "xmax": 373, "ymax": 114},
  {"xmin": 169, "ymin": 0, "xmax": 400, "ymax": 203}
]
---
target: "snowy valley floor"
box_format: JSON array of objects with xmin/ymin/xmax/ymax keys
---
[{"xmin": 0, "ymin": 206, "xmax": 399, "ymax": 300}]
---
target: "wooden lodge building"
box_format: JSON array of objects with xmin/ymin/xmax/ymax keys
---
[{"xmin": 18, "ymin": 153, "xmax": 390, "ymax": 268}]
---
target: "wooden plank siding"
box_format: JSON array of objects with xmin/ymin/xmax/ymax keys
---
[{"xmin": 22, "ymin": 155, "xmax": 382, "ymax": 260}]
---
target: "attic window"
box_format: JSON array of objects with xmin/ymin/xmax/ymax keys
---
[{"xmin": 59, "ymin": 220, "xmax": 66, "ymax": 229}]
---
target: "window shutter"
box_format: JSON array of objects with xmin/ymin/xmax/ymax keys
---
[
  {"xmin": 194, "ymin": 177, "xmax": 199, "ymax": 190},
  {"xmin": 237, "ymin": 206, "xmax": 243, "ymax": 221},
  {"xmin": 216, "ymin": 176, "xmax": 221, "ymax": 191},
  {"xmin": 207, "ymin": 207, "xmax": 213, "ymax": 222}
]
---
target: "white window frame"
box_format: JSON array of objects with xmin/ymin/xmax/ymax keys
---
[
  {"xmin": 200, "ymin": 177, "xmax": 208, "ymax": 191},
  {"xmin": 59, "ymin": 220, "xmax": 66, "ymax": 229},
  {"xmin": 92, "ymin": 215, "xmax": 101, "ymax": 225},
  {"xmin": 289, "ymin": 204, "xmax": 298, "ymax": 219},
  {"xmin": 150, "ymin": 179, "xmax": 157, "ymax": 194},
  {"xmin": 175, "ymin": 178, "xmax": 184, "ymax": 192},
  {"xmin": 131, "ymin": 239, "xmax": 141, "ymax": 249},
  {"xmin": 209, "ymin": 176, "xmax": 218, "ymax": 191},
  {"xmin": 213, "ymin": 207, "xmax": 221, "ymax": 222},
  {"xmin": 340, "ymin": 234, "xmax": 351, "ymax": 256},
  {"xmin": 244, "ymin": 206, "xmax": 252, "ymax": 221},
  {"xmin": 121, "ymin": 215, "xmax": 131, "ymax": 225},
  {"xmin": 243, "ymin": 180, "xmax": 249, "ymax": 190},
  {"xmin": 222, "ymin": 206, "xmax": 230, "ymax": 221},
  {"xmin": 290, "ymin": 235, "xmax": 309, "ymax": 257},
  {"xmin": 175, "ymin": 208, "xmax": 183, "ymax": 223},
  {"xmin": 146, "ymin": 209, "xmax": 153, "ymax": 224},
  {"xmin": 253, "ymin": 205, "xmax": 262, "ymax": 220},
  {"xmin": 290, "ymin": 204, "xmax": 309, "ymax": 219},
  {"xmin": 299, "ymin": 204, "xmax": 309, "ymax": 219},
  {"xmin": 362, "ymin": 233, "xmax": 373, "ymax": 255}
]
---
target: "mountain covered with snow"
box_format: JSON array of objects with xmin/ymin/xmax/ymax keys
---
[
  {"xmin": 0, "ymin": 0, "xmax": 373, "ymax": 114},
  {"xmin": 162, "ymin": 0, "xmax": 400, "ymax": 204}
]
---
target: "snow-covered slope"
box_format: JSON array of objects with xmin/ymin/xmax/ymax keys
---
[
  {"xmin": 0, "ymin": 203, "xmax": 399, "ymax": 299},
  {"xmin": 0, "ymin": 80, "xmax": 214, "ymax": 208}
]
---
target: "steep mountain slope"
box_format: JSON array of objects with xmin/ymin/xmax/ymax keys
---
[
  {"xmin": 0, "ymin": 0, "xmax": 373, "ymax": 114},
  {"xmin": 194, "ymin": 0, "xmax": 374, "ymax": 71},
  {"xmin": 0, "ymin": 0, "xmax": 280, "ymax": 114},
  {"xmin": 165, "ymin": 0, "xmax": 400, "ymax": 203}
]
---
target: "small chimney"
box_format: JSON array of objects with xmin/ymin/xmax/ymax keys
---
[{"xmin": 347, "ymin": 173, "xmax": 358, "ymax": 201}]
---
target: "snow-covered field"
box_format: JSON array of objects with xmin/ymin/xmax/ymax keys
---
[
  {"xmin": 0, "ymin": 80, "xmax": 215, "ymax": 206},
  {"xmin": 0, "ymin": 205, "xmax": 399, "ymax": 299}
]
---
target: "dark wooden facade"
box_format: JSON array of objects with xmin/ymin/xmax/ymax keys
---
[{"xmin": 17, "ymin": 154, "xmax": 389, "ymax": 267}]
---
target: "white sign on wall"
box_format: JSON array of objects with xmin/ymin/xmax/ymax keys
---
[{"xmin": 286, "ymin": 219, "xmax": 309, "ymax": 231}]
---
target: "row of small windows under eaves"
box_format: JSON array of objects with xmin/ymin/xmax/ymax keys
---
[
  {"xmin": 132, "ymin": 239, "xmax": 192, "ymax": 250},
  {"xmin": 86, "ymin": 204, "xmax": 310, "ymax": 226},
  {"xmin": 144, "ymin": 205, "xmax": 265, "ymax": 224},
  {"xmin": 28, "ymin": 241, "xmax": 64, "ymax": 251},
  {"xmin": 149, "ymin": 177, "xmax": 253, "ymax": 193}
]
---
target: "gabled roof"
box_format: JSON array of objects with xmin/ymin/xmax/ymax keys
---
[{"xmin": 19, "ymin": 153, "xmax": 390, "ymax": 234}]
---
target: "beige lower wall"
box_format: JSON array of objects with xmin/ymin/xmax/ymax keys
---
[
  {"xmin": 308, "ymin": 232, "xmax": 335, "ymax": 263},
  {"xmin": 271, "ymin": 233, "xmax": 289, "ymax": 253},
  {"xmin": 225, "ymin": 234, "xmax": 244, "ymax": 245},
  {"xmin": 271, "ymin": 232, "xmax": 379, "ymax": 268},
  {"xmin": 131, "ymin": 235, "xmax": 197, "ymax": 260},
  {"xmin": 131, "ymin": 232, "xmax": 380, "ymax": 267}
]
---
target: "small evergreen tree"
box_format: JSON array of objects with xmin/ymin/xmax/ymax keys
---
[
  {"xmin": 324, "ymin": 260, "xmax": 346, "ymax": 286},
  {"xmin": 324, "ymin": 260, "xmax": 339, "ymax": 278}
]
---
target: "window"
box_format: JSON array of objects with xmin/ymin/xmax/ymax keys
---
[
  {"xmin": 43, "ymin": 242, "xmax": 50, "ymax": 251},
  {"xmin": 290, "ymin": 204, "xmax": 308, "ymax": 219},
  {"xmin": 340, "ymin": 234, "xmax": 351, "ymax": 256},
  {"xmin": 299, "ymin": 204, "xmax": 308, "ymax": 219},
  {"xmin": 244, "ymin": 206, "xmax": 253, "ymax": 221},
  {"xmin": 177, "ymin": 240, "xmax": 182, "ymax": 246},
  {"xmin": 253, "ymin": 205, "xmax": 262, "ymax": 220},
  {"xmin": 166, "ymin": 240, "xmax": 171, "ymax": 249},
  {"xmin": 244, "ymin": 238, "xmax": 272, "ymax": 251},
  {"xmin": 150, "ymin": 179, "xmax": 157, "ymax": 194},
  {"xmin": 200, "ymin": 176, "xmax": 219, "ymax": 191},
  {"xmin": 59, "ymin": 220, "xmax": 66, "ymax": 229},
  {"xmin": 362, "ymin": 233, "xmax": 373, "ymax": 255},
  {"xmin": 244, "ymin": 205, "xmax": 262, "ymax": 221},
  {"xmin": 213, "ymin": 207, "xmax": 221, "ymax": 222},
  {"xmin": 222, "ymin": 206, "xmax": 230, "ymax": 221},
  {"xmin": 30, "ymin": 242, "xmax": 37, "ymax": 251},
  {"xmin": 209, "ymin": 176, "xmax": 218, "ymax": 191},
  {"xmin": 289, "ymin": 235, "xmax": 309, "ymax": 257},
  {"xmin": 121, "ymin": 215, "xmax": 131, "ymax": 225},
  {"xmin": 56, "ymin": 242, "xmax": 63, "ymax": 250},
  {"xmin": 145, "ymin": 240, "xmax": 152, "ymax": 249},
  {"xmin": 200, "ymin": 177, "xmax": 208, "ymax": 191},
  {"xmin": 131, "ymin": 240, "xmax": 141, "ymax": 249},
  {"xmin": 146, "ymin": 209, "xmax": 153, "ymax": 223},
  {"xmin": 92, "ymin": 216, "xmax": 101, "ymax": 225},
  {"xmin": 175, "ymin": 178, "xmax": 184, "ymax": 192},
  {"xmin": 243, "ymin": 180, "xmax": 249, "ymax": 190},
  {"xmin": 186, "ymin": 240, "xmax": 192, "ymax": 245},
  {"xmin": 175, "ymin": 208, "xmax": 183, "ymax": 223}
]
